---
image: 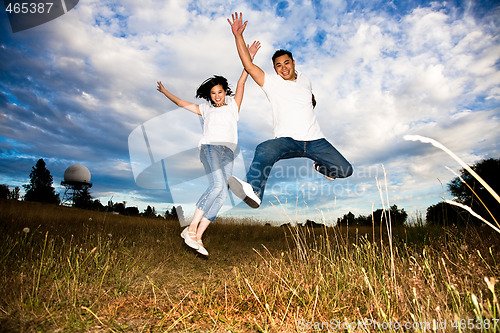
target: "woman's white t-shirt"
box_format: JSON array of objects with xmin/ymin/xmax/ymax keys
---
[
  {"xmin": 198, "ymin": 96, "xmax": 239, "ymax": 151},
  {"xmin": 261, "ymin": 71, "xmax": 324, "ymax": 141}
]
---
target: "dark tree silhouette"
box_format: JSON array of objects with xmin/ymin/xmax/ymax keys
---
[
  {"xmin": 125, "ymin": 206, "xmax": 140, "ymax": 216},
  {"xmin": 447, "ymin": 158, "xmax": 500, "ymax": 224},
  {"xmin": 373, "ymin": 205, "xmax": 408, "ymax": 226},
  {"xmin": 337, "ymin": 211, "xmax": 355, "ymax": 226},
  {"xmin": 23, "ymin": 159, "xmax": 60, "ymax": 204},
  {"xmin": 0, "ymin": 185, "xmax": 9, "ymax": 199},
  {"xmin": 171, "ymin": 206, "xmax": 178, "ymax": 219},
  {"xmin": 337, "ymin": 205, "xmax": 407, "ymax": 226},
  {"xmin": 143, "ymin": 205, "xmax": 157, "ymax": 218},
  {"xmin": 73, "ymin": 187, "xmax": 93, "ymax": 209},
  {"xmin": 111, "ymin": 201, "xmax": 126, "ymax": 214},
  {"xmin": 10, "ymin": 186, "xmax": 20, "ymax": 200},
  {"xmin": 426, "ymin": 202, "xmax": 468, "ymax": 226}
]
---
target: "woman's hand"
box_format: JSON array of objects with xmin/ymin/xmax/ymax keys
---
[
  {"xmin": 248, "ymin": 41, "xmax": 261, "ymax": 60},
  {"xmin": 157, "ymin": 81, "xmax": 167, "ymax": 95}
]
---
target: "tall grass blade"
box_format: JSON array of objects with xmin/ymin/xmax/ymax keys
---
[
  {"xmin": 445, "ymin": 200, "xmax": 500, "ymax": 234},
  {"xmin": 404, "ymin": 135, "xmax": 500, "ymax": 203},
  {"xmin": 404, "ymin": 135, "xmax": 500, "ymax": 232}
]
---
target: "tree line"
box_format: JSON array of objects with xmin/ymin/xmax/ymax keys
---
[
  {"xmin": 1, "ymin": 157, "xmax": 499, "ymax": 226},
  {"xmin": 0, "ymin": 159, "xmax": 179, "ymax": 220},
  {"xmin": 334, "ymin": 158, "xmax": 499, "ymax": 227},
  {"xmin": 337, "ymin": 204, "xmax": 408, "ymax": 227}
]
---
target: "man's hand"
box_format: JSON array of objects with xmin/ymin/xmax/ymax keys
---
[
  {"xmin": 228, "ymin": 12, "xmax": 265, "ymax": 87},
  {"xmin": 228, "ymin": 12, "xmax": 247, "ymax": 37}
]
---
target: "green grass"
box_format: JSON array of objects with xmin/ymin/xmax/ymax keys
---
[{"xmin": 0, "ymin": 198, "xmax": 499, "ymax": 332}]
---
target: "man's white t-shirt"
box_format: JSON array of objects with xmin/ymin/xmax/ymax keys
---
[
  {"xmin": 261, "ymin": 71, "xmax": 324, "ymax": 141},
  {"xmin": 198, "ymin": 96, "xmax": 239, "ymax": 151}
]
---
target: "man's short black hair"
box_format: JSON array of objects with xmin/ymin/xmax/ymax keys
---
[
  {"xmin": 272, "ymin": 49, "xmax": 294, "ymax": 65},
  {"xmin": 196, "ymin": 75, "xmax": 233, "ymax": 105}
]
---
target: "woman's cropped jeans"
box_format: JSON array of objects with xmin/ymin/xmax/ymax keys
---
[{"xmin": 196, "ymin": 144, "xmax": 234, "ymax": 222}]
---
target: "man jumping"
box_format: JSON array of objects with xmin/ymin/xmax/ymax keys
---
[{"xmin": 227, "ymin": 12, "xmax": 353, "ymax": 208}]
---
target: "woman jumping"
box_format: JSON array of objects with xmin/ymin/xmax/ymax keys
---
[{"xmin": 156, "ymin": 41, "xmax": 260, "ymax": 256}]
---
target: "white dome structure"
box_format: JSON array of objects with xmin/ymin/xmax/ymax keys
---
[{"xmin": 64, "ymin": 163, "xmax": 91, "ymax": 184}]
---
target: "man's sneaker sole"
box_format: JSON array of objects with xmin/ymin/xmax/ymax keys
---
[
  {"xmin": 228, "ymin": 176, "xmax": 261, "ymax": 208},
  {"xmin": 313, "ymin": 162, "xmax": 335, "ymax": 181}
]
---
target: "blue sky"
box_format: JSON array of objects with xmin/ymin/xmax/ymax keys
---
[{"xmin": 1, "ymin": 0, "xmax": 499, "ymax": 224}]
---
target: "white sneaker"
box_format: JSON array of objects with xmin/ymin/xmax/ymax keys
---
[
  {"xmin": 313, "ymin": 162, "xmax": 335, "ymax": 181},
  {"xmin": 181, "ymin": 227, "xmax": 199, "ymax": 250},
  {"xmin": 196, "ymin": 240, "xmax": 208, "ymax": 256},
  {"xmin": 228, "ymin": 176, "xmax": 261, "ymax": 208}
]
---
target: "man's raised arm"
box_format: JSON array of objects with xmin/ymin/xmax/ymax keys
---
[{"xmin": 228, "ymin": 12, "xmax": 265, "ymax": 87}]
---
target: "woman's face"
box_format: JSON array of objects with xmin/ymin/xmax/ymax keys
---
[{"xmin": 210, "ymin": 84, "xmax": 227, "ymax": 105}]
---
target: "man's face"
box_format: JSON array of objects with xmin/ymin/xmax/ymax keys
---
[{"xmin": 273, "ymin": 54, "xmax": 296, "ymax": 81}]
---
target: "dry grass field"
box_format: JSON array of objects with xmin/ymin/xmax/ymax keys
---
[{"xmin": 0, "ymin": 198, "xmax": 499, "ymax": 332}]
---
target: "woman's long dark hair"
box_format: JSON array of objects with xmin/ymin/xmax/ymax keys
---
[{"xmin": 196, "ymin": 75, "xmax": 233, "ymax": 105}]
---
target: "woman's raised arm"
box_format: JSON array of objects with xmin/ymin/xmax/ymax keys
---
[
  {"xmin": 234, "ymin": 41, "xmax": 261, "ymax": 109},
  {"xmin": 157, "ymin": 81, "xmax": 200, "ymax": 115}
]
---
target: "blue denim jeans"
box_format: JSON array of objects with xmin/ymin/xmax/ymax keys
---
[
  {"xmin": 246, "ymin": 137, "xmax": 353, "ymax": 199},
  {"xmin": 196, "ymin": 144, "xmax": 234, "ymax": 222}
]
